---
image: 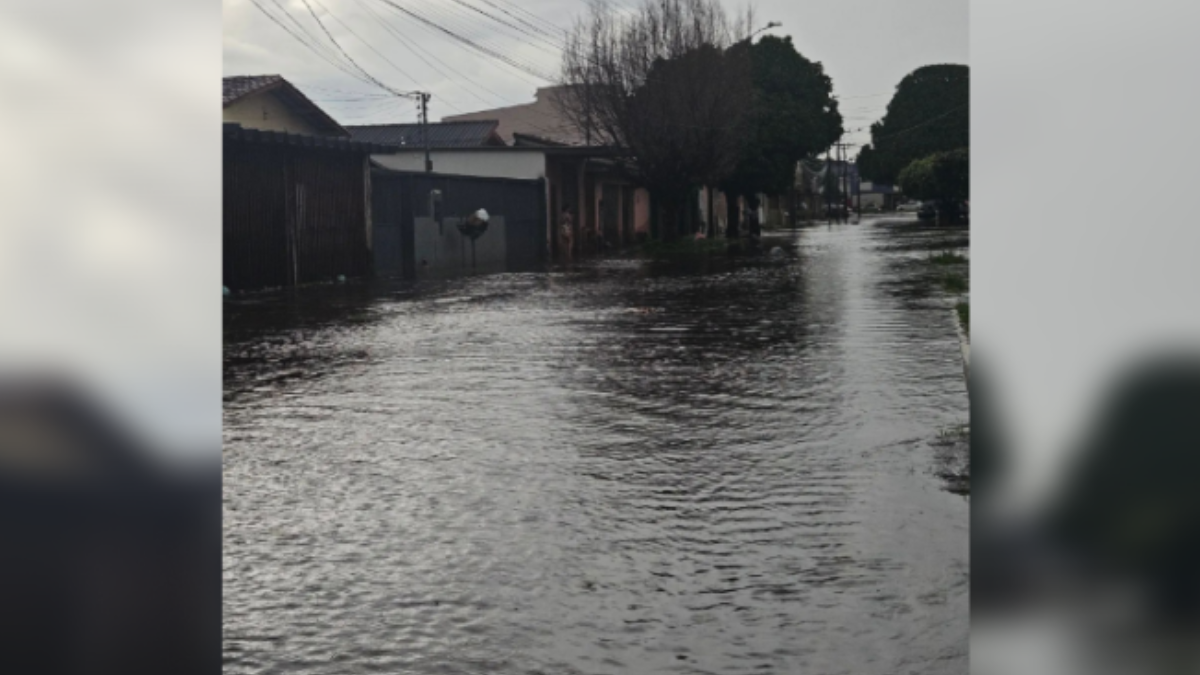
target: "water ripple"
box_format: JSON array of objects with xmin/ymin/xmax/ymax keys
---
[{"xmin": 224, "ymin": 221, "xmax": 969, "ymax": 675}]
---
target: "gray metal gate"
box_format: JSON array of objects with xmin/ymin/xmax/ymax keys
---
[{"xmin": 371, "ymin": 169, "xmax": 547, "ymax": 280}]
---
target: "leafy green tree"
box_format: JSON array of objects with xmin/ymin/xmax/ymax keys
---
[
  {"xmin": 897, "ymin": 147, "xmax": 969, "ymax": 223},
  {"xmin": 719, "ymin": 35, "xmax": 842, "ymax": 237},
  {"xmin": 857, "ymin": 64, "xmax": 968, "ymax": 185}
]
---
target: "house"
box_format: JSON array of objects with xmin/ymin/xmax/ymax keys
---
[
  {"xmin": 374, "ymin": 86, "xmax": 653, "ymax": 259},
  {"xmin": 223, "ymin": 75, "xmax": 396, "ymax": 291},
  {"xmin": 444, "ymin": 86, "xmax": 749, "ymax": 241},
  {"xmin": 346, "ymin": 120, "xmax": 507, "ymax": 148},
  {"xmin": 370, "ymin": 144, "xmax": 646, "ymax": 261},
  {"xmin": 858, "ymin": 181, "xmax": 901, "ymax": 210},
  {"xmin": 223, "ymin": 75, "xmax": 348, "ymax": 137},
  {"xmin": 443, "ymin": 86, "xmax": 585, "ymax": 146},
  {"xmin": 399, "ymin": 85, "xmax": 783, "ymax": 251}
]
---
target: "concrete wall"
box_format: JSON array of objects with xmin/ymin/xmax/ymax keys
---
[
  {"xmin": 223, "ymin": 91, "xmax": 321, "ymax": 136},
  {"xmin": 372, "ymin": 150, "xmax": 547, "ymax": 180},
  {"xmin": 860, "ymin": 193, "xmax": 887, "ymax": 209}
]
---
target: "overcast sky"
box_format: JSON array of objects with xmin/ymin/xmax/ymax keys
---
[{"xmin": 223, "ymin": 0, "xmax": 967, "ymax": 152}]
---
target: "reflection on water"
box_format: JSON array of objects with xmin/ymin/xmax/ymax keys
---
[{"xmin": 224, "ymin": 218, "xmax": 969, "ymax": 675}]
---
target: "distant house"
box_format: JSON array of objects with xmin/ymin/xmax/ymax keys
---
[
  {"xmin": 346, "ymin": 120, "xmax": 507, "ymax": 148},
  {"xmin": 443, "ymin": 86, "xmax": 586, "ymax": 146},
  {"xmin": 420, "ymin": 85, "xmax": 768, "ymax": 250},
  {"xmin": 377, "ymin": 86, "xmax": 652, "ymax": 258},
  {"xmin": 370, "ymin": 144, "xmax": 647, "ymax": 261},
  {"xmin": 222, "ymin": 75, "xmax": 396, "ymax": 291},
  {"xmin": 223, "ymin": 75, "xmax": 348, "ymax": 137},
  {"xmin": 858, "ymin": 181, "xmax": 901, "ymax": 210}
]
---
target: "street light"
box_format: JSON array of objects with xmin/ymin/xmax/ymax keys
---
[{"xmin": 749, "ymin": 21, "xmax": 781, "ymax": 41}]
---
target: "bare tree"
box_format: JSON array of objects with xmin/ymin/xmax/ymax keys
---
[{"xmin": 558, "ymin": 0, "xmax": 754, "ymax": 239}]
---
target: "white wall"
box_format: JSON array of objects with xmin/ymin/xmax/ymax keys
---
[
  {"xmin": 372, "ymin": 150, "xmax": 547, "ymax": 180},
  {"xmin": 223, "ymin": 91, "xmax": 319, "ymax": 135},
  {"xmin": 860, "ymin": 193, "xmax": 887, "ymax": 209}
]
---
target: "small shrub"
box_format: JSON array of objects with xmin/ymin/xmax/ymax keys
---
[{"xmin": 940, "ymin": 272, "xmax": 968, "ymax": 294}]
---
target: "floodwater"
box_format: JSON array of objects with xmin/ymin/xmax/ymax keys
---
[{"xmin": 223, "ymin": 217, "xmax": 970, "ymax": 675}]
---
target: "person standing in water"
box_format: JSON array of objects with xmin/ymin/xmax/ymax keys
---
[{"xmin": 559, "ymin": 205, "xmax": 575, "ymax": 262}]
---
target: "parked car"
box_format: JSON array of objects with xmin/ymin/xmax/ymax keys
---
[
  {"xmin": 917, "ymin": 202, "xmax": 938, "ymax": 220},
  {"xmin": 897, "ymin": 200, "xmax": 922, "ymax": 213}
]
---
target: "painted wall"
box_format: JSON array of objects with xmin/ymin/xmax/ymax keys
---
[
  {"xmin": 224, "ymin": 91, "xmax": 320, "ymax": 135},
  {"xmin": 372, "ymin": 150, "xmax": 547, "ymax": 180},
  {"xmin": 634, "ymin": 188, "xmax": 650, "ymax": 234},
  {"xmin": 698, "ymin": 186, "xmax": 732, "ymax": 234}
]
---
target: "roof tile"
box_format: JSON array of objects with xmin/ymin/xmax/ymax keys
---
[
  {"xmin": 223, "ymin": 75, "xmax": 284, "ymax": 106},
  {"xmin": 346, "ymin": 121, "xmax": 503, "ymax": 148}
]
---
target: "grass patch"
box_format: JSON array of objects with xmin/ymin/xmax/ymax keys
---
[
  {"xmin": 929, "ymin": 250, "xmax": 967, "ymax": 265},
  {"xmin": 940, "ymin": 271, "xmax": 968, "ymax": 294},
  {"xmin": 955, "ymin": 301, "xmax": 969, "ymax": 335},
  {"xmin": 638, "ymin": 236, "xmax": 729, "ymax": 257}
]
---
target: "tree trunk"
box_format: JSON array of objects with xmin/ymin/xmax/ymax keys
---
[
  {"xmin": 663, "ymin": 201, "xmax": 680, "ymax": 241},
  {"xmin": 683, "ymin": 191, "xmax": 693, "ymax": 236},
  {"xmin": 706, "ymin": 186, "xmax": 716, "ymax": 238},
  {"xmin": 654, "ymin": 190, "xmax": 686, "ymax": 241},
  {"xmin": 649, "ymin": 194, "xmax": 660, "ymax": 240},
  {"xmin": 725, "ymin": 192, "xmax": 741, "ymax": 239}
]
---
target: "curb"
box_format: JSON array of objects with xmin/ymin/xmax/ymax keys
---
[{"xmin": 953, "ymin": 304, "xmax": 969, "ymax": 383}]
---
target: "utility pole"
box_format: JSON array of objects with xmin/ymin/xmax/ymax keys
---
[
  {"xmin": 825, "ymin": 149, "xmax": 832, "ymax": 225},
  {"xmin": 835, "ymin": 142, "xmax": 854, "ymax": 223},
  {"xmin": 843, "ymin": 144, "xmax": 850, "ymax": 223},
  {"xmin": 419, "ymin": 92, "xmax": 432, "ymax": 173},
  {"xmin": 855, "ymin": 151, "xmax": 862, "ymax": 217},
  {"xmin": 836, "ymin": 143, "xmax": 845, "ymax": 224},
  {"xmin": 837, "ymin": 143, "xmax": 843, "ymax": 223}
]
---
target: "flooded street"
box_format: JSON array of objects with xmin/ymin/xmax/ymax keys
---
[{"xmin": 223, "ymin": 218, "xmax": 970, "ymax": 675}]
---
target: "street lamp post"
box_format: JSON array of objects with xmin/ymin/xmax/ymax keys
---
[{"xmin": 749, "ymin": 21, "xmax": 782, "ymax": 41}]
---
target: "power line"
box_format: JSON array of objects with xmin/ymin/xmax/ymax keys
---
[
  {"xmin": 299, "ymin": 0, "xmax": 402, "ymax": 94},
  {"xmin": 250, "ymin": 0, "xmax": 457, "ymax": 142},
  {"xmin": 303, "ymin": 84, "xmax": 395, "ymax": 99},
  {"xmin": 425, "ymin": 0, "xmax": 563, "ymax": 75},
  {"xmin": 349, "ymin": 0, "xmax": 514, "ymax": 108},
  {"xmin": 374, "ymin": 0, "xmax": 556, "ymax": 83},
  {"xmin": 248, "ymin": 0, "xmax": 376, "ymax": 85},
  {"xmin": 486, "ymin": 0, "xmax": 571, "ymax": 36},
  {"xmin": 307, "ymin": 0, "xmax": 423, "ymax": 93},
  {"xmin": 311, "ymin": 0, "xmax": 471, "ymax": 115},
  {"xmin": 264, "ymin": 0, "xmax": 341, "ymax": 63},
  {"xmin": 398, "ymin": 0, "xmax": 558, "ymax": 71},
  {"xmin": 476, "ymin": 0, "xmax": 568, "ymax": 41},
  {"xmin": 444, "ymin": 0, "xmax": 565, "ymax": 54},
  {"xmin": 835, "ymin": 92, "xmax": 892, "ymax": 100}
]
